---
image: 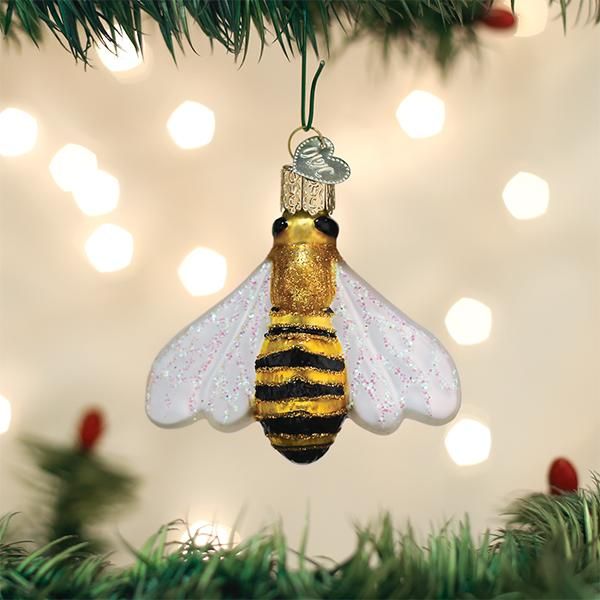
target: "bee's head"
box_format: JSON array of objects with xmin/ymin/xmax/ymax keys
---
[{"xmin": 271, "ymin": 211, "xmax": 339, "ymax": 246}]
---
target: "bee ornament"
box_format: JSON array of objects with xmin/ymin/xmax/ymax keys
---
[{"xmin": 146, "ymin": 134, "xmax": 460, "ymax": 464}]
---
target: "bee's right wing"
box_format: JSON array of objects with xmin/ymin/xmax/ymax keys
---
[
  {"xmin": 146, "ymin": 260, "xmax": 272, "ymax": 431},
  {"xmin": 332, "ymin": 261, "xmax": 460, "ymax": 434}
]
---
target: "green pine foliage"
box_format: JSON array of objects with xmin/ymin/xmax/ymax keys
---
[
  {"xmin": 1, "ymin": 1, "xmax": 600, "ymax": 69},
  {"xmin": 1, "ymin": 478, "xmax": 600, "ymax": 598},
  {"xmin": 21, "ymin": 436, "xmax": 137, "ymax": 554}
]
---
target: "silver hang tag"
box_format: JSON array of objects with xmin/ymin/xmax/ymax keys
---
[{"xmin": 292, "ymin": 136, "xmax": 351, "ymax": 185}]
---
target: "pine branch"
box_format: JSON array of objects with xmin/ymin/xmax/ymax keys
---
[
  {"xmin": 22, "ymin": 435, "xmax": 137, "ymax": 554},
  {"xmin": 2, "ymin": 477, "xmax": 600, "ymax": 597},
  {"xmin": 2, "ymin": 1, "xmax": 599, "ymax": 68}
]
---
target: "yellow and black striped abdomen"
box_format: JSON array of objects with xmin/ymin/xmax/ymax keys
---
[{"xmin": 254, "ymin": 309, "xmax": 348, "ymax": 464}]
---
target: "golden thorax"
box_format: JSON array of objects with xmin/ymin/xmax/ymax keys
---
[{"xmin": 268, "ymin": 209, "xmax": 339, "ymax": 313}]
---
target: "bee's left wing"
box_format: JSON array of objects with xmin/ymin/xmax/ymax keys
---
[
  {"xmin": 146, "ymin": 261, "xmax": 272, "ymax": 431},
  {"xmin": 332, "ymin": 261, "xmax": 460, "ymax": 434}
]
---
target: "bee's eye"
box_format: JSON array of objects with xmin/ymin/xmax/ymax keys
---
[
  {"xmin": 272, "ymin": 217, "xmax": 288, "ymax": 237},
  {"xmin": 314, "ymin": 216, "xmax": 339, "ymax": 238}
]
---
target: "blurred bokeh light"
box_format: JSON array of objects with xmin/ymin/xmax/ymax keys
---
[
  {"xmin": 49, "ymin": 144, "xmax": 98, "ymax": 192},
  {"xmin": 0, "ymin": 395, "xmax": 12, "ymax": 434},
  {"xmin": 167, "ymin": 101, "xmax": 215, "ymax": 149},
  {"xmin": 72, "ymin": 169, "xmax": 120, "ymax": 216},
  {"xmin": 0, "ymin": 108, "xmax": 38, "ymax": 157},
  {"xmin": 95, "ymin": 29, "xmax": 144, "ymax": 73},
  {"xmin": 502, "ymin": 171, "xmax": 549, "ymax": 220},
  {"xmin": 445, "ymin": 418, "xmax": 492, "ymax": 466},
  {"xmin": 178, "ymin": 247, "xmax": 227, "ymax": 296},
  {"xmin": 85, "ymin": 224, "xmax": 134, "ymax": 273},
  {"xmin": 180, "ymin": 520, "xmax": 240, "ymax": 548},
  {"xmin": 395, "ymin": 91, "xmax": 445, "ymax": 139},
  {"xmin": 445, "ymin": 298, "xmax": 493, "ymax": 345}
]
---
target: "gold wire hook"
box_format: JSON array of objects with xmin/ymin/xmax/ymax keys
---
[{"xmin": 287, "ymin": 126, "xmax": 325, "ymax": 159}]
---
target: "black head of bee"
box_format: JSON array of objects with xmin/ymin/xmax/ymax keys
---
[
  {"xmin": 272, "ymin": 216, "xmax": 288, "ymax": 237},
  {"xmin": 314, "ymin": 216, "xmax": 339, "ymax": 238}
]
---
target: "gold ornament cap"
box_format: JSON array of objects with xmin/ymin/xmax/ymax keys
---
[{"xmin": 280, "ymin": 166, "xmax": 335, "ymax": 216}]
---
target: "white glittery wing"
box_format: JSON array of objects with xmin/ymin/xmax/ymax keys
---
[
  {"xmin": 146, "ymin": 260, "xmax": 272, "ymax": 431},
  {"xmin": 332, "ymin": 261, "xmax": 460, "ymax": 434}
]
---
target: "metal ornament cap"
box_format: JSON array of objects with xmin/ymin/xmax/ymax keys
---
[{"xmin": 280, "ymin": 166, "xmax": 335, "ymax": 216}]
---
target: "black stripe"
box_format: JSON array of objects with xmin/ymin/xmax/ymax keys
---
[
  {"xmin": 261, "ymin": 415, "xmax": 346, "ymax": 436},
  {"xmin": 271, "ymin": 307, "xmax": 333, "ymax": 315},
  {"xmin": 255, "ymin": 381, "xmax": 345, "ymax": 401},
  {"xmin": 255, "ymin": 348, "xmax": 344, "ymax": 372},
  {"xmin": 266, "ymin": 325, "xmax": 336, "ymax": 338},
  {"xmin": 276, "ymin": 446, "xmax": 331, "ymax": 464}
]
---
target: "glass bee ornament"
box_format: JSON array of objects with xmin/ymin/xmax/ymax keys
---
[{"xmin": 146, "ymin": 134, "xmax": 460, "ymax": 464}]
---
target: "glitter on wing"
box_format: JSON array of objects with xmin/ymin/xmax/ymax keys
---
[
  {"xmin": 332, "ymin": 261, "xmax": 460, "ymax": 434},
  {"xmin": 146, "ymin": 261, "xmax": 272, "ymax": 430}
]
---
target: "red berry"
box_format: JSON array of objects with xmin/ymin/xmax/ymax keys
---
[
  {"xmin": 548, "ymin": 458, "xmax": 578, "ymax": 495},
  {"xmin": 480, "ymin": 7, "xmax": 517, "ymax": 29},
  {"xmin": 78, "ymin": 409, "xmax": 104, "ymax": 451}
]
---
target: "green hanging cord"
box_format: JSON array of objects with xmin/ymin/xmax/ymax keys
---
[
  {"xmin": 304, "ymin": 57, "xmax": 325, "ymax": 131},
  {"xmin": 300, "ymin": 11, "xmax": 325, "ymax": 131}
]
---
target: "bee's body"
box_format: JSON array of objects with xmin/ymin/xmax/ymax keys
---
[
  {"xmin": 253, "ymin": 211, "xmax": 348, "ymax": 463},
  {"xmin": 254, "ymin": 309, "xmax": 348, "ymax": 463}
]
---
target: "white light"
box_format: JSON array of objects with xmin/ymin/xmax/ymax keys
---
[
  {"xmin": 178, "ymin": 247, "xmax": 227, "ymax": 296},
  {"xmin": 502, "ymin": 171, "xmax": 549, "ymax": 220},
  {"xmin": 72, "ymin": 170, "xmax": 120, "ymax": 216},
  {"xmin": 395, "ymin": 90, "xmax": 445, "ymax": 139},
  {"xmin": 85, "ymin": 224, "xmax": 134, "ymax": 273},
  {"xmin": 0, "ymin": 395, "xmax": 11, "ymax": 434},
  {"xmin": 445, "ymin": 418, "xmax": 492, "ymax": 466},
  {"xmin": 181, "ymin": 520, "xmax": 241, "ymax": 548},
  {"xmin": 167, "ymin": 101, "xmax": 215, "ymax": 149},
  {"xmin": 511, "ymin": 0, "xmax": 548, "ymax": 37},
  {"xmin": 0, "ymin": 108, "xmax": 38, "ymax": 157},
  {"xmin": 95, "ymin": 29, "xmax": 143, "ymax": 72},
  {"xmin": 49, "ymin": 144, "xmax": 98, "ymax": 192},
  {"xmin": 445, "ymin": 298, "xmax": 492, "ymax": 345}
]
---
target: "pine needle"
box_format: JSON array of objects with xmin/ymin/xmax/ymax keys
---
[
  {"xmin": 2, "ymin": 477, "xmax": 600, "ymax": 597},
  {"xmin": 1, "ymin": 1, "xmax": 598, "ymax": 68}
]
